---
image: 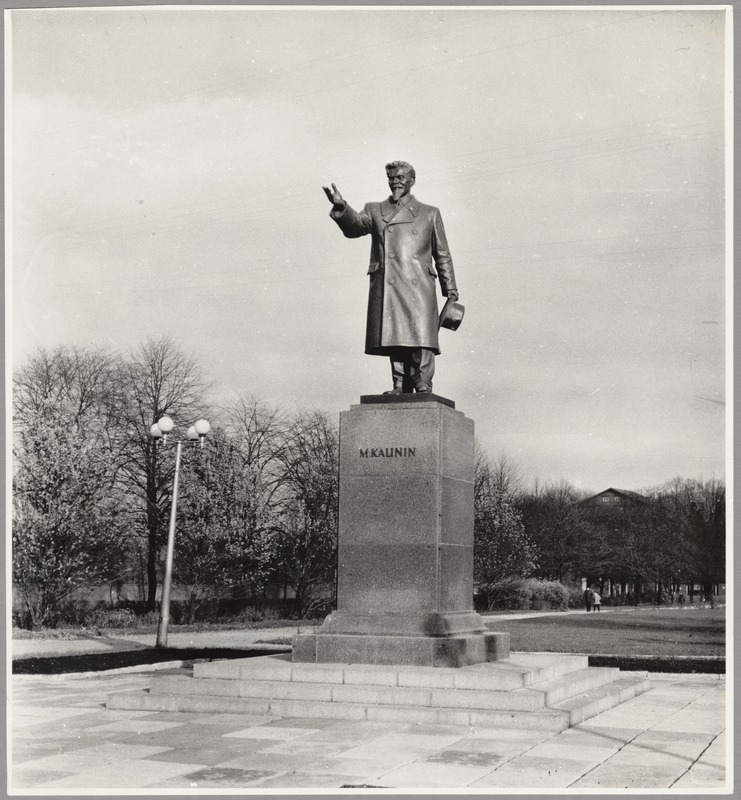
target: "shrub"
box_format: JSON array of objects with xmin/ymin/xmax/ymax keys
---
[
  {"xmin": 133, "ymin": 609, "xmax": 160, "ymax": 626},
  {"xmin": 483, "ymin": 577, "xmax": 533, "ymax": 611},
  {"xmin": 50, "ymin": 597, "xmax": 94, "ymax": 628},
  {"xmin": 233, "ymin": 605, "xmax": 272, "ymax": 623},
  {"xmin": 601, "ymin": 594, "xmax": 622, "ymax": 606},
  {"xmin": 531, "ymin": 579, "xmax": 569, "ymax": 611},
  {"xmin": 483, "ymin": 578, "xmax": 572, "ymax": 611},
  {"xmin": 13, "ymin": 608, "xmax": 33, "ymax": 630},
  {"xmin": 116, "ymin": 600, "xmax": 156, "ymax": 617},
  {"xmin": 567, "ymin": 586, "xmax": 586, "ymax": 609},
  {"xmin": 83, "ymin": 606, "xmax": 136, "ymax": 629}
]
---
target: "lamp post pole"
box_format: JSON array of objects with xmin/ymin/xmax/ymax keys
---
[
  {"xmin": 157, "ymin": 440, "xmax": 182, "ymax": 649},
  {"xmin": 151, "ymin": 415, "xmax": 210, "ymax": 650}
]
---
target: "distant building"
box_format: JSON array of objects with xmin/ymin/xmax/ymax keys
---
[{"xmin": 581, "ymin": 487, "xmax": 645, "ymax": 510}]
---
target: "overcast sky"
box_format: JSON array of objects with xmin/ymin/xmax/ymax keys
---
[{"xmin": 9, "ymin": 5, "xmax": 728, "ymax": 493}]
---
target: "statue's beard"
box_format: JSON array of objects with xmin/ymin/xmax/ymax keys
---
[{"xmin": 390, "ymin": 187, "xmax": 406, "ymax": 201}]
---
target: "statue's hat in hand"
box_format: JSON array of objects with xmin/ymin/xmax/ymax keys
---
[{"xmin": 439, "ymin": 297, "xmax": 465, "ymax": 331}]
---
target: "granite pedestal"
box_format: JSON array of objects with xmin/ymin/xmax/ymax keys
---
[{"xmin": 293, "ymin": 394, "xmax": 509, "ymax": 667}]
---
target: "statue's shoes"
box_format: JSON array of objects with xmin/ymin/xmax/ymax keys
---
[
  {"xmin": 383, "ymin": 388, "xmax": 404, "ymax": 395},
  {"xmin": 415, "ymin": 386, "xmax": 432, "ymax": 393}
]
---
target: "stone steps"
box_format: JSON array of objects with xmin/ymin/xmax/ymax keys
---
[
  {"xmin": 551, "ymin": 676, "xmax": 651, "ymax": 726},
  {"xmin": 145, "ymin": 665, "xmax": 620, "ymax": 713},
  {"xmin": 528, "ymin": 666, "xmax": 621, "ymax": 705},
  {"xmin": 108, "ymin": 687, "xmax": 573, "ymax": 730},
  {"xmin": 192, "ymin": 652, "xmax": 589, "ymax": 691},
  {"xmin": 148, "ymin": 674, "xmax": 550, "ymax": 712},
  {"xmin": 106, "ymin": 652, "xmax": 650, "ymax": 730}
]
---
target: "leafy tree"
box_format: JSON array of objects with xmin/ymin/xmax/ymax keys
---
[
  {"xmin": 172, "ymin": 427, "xmax": 279, "ymax": 622},
  {"xmin": 12, "ymin": 403, "xmax": 128, "ymax": 628},
  {"xmin": 272, "ymin": 410, "xmax": 339, "ymax": 618},
  {"xmin": 474, "ymin": 451, "xmax": 537, "ymax": 588}
]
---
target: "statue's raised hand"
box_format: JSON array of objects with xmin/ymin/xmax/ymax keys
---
[{"xmin": 322, "ymin": 183, "xmax": 344, "ymax": 207}]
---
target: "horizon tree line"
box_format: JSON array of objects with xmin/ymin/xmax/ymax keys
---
[{"xmin": 12, "ymin": 337, "xmax": 726, "ymax": 627}]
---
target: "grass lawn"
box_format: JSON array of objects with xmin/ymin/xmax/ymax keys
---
[
  {"xmin": 489, "ymin": 606, "xmax": 725, "ymax": 657},
  {"xmin": 13, "ymin": 606, "xmax": 725, "ymax": 674},
  {"xmin": 11, "ymin": 618, "xmax": 317, "ymax": 640}
]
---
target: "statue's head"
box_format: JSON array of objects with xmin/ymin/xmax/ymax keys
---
[{"xmin": 385, "ymin": 161, "xmax": 416, "ymax": 201}]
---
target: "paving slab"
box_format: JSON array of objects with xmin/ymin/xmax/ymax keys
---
[
  {"xmin": 223, "ymin": 724, "xmax": 322, "ymax": 740},
  {"xmin": 26, "ymin": 758, "xmax": 202, "ymax": 790},
  {"xmin": 426, "ymin": 747, "xmax": 506, "ymax": 768},
  {"xmin": 11, "ymin": 767, "xmax": 75, "ymax": 789},
  {"xmin": 9, "ymin": 669, "xmax": 728, "ymax": 791},
  {"xmin": 523, "ymin": 739, "xmax": 621, "ymax": 763},
  {"xmin": 673, "ymin": 761, "xmax": 726, "ymax": 788},
  {"xmin": 626, "ymin": 729, "xmax": 716, "ymax": 760},
  {"xmin": 256, "ymin": 770, "xmax": 382, "ymax": 788},
  {"xmin": 468, "ymin": 754, "xmax": 596, "ymax": 788},
  {"xmin": 570, "ymin": 761, "xmax": 691, "ymax": 790},
  {"xmin": 439, "ymin": 735, "xmax": 538, "ymax": 758},
  {"xmin": 155, "ymin": 764, "xmax": 279, "ymax": 788},
  {"xmin": 377, "ymin": 758, "xmax": 495, "ymax": 787},
  {"xmin": 303, "ymin": 758, "xmax": 397, "ymax": 780},
  {"xmin": 298, "ymin": 719, "xmax": 407, "ymax": 742}
]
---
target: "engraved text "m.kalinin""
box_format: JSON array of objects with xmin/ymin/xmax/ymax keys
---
[{"xmin": 359, "ymin": 447, "xmax": 416, "ymax": 458}]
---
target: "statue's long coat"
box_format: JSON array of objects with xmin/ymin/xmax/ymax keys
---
[{"xmin": 330, "ymin": 195, "xmax": 457, "ymax": 355}]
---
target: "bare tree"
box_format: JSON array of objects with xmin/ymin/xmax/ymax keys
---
[
  {"xmin": 224, "ymin": 395, "xmax": 287, "ymax": 509},
  {"xmin": 474, "ymin": 447, "xmax": 523, "ymax": 506},
  {"xmin": 113, "ymin": 337, "xmax": 212, "ymax": 610},
  {"xmin": 13, "ymin": 345, "xmax": 119, "ymax": 430},
  {"xmin": 489, "ymin": 453, "xmax": 524, "ymax": 503},
  {"xmin": 520, "ymin": 480, "xmax": 589, "ymax": 584},
  {"xmin": 658, "ymin": 476, "xmax": 725, "ymax": 599}
]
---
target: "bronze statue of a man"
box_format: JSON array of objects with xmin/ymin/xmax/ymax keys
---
[{"xmin": 323, "ymin": 161, "xmax": 459, "ymax": 394}]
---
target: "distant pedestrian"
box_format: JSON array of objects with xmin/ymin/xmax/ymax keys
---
[
  {"xmin": 583, "ymin": 587, "xmax": 594, "ymax": 612},
  {"xmin": 593, "ymin": 591, "xmax": 601, "ymax": 612}
]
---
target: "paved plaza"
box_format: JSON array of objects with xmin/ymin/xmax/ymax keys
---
[{"xmin": 9, "ymin": 666, "xmax": 727, "ymax": 792}]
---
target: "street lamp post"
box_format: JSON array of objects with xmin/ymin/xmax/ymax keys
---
[{"xmin": 151, "ymin": 415, "xmax": 211, "ymax": 649}]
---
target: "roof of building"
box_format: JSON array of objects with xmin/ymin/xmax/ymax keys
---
[{"xmin": 580, "ymin": 487, "xmax": 646, "ymax": 504}]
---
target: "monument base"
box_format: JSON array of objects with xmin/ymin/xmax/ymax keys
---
[
  {"xmin": 299, "ymin": 394, "xmax": 511, "ymax": 669},
  {"xmin": 293, "ymin": 630, "xmax": 510, "ymax": 668}
]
